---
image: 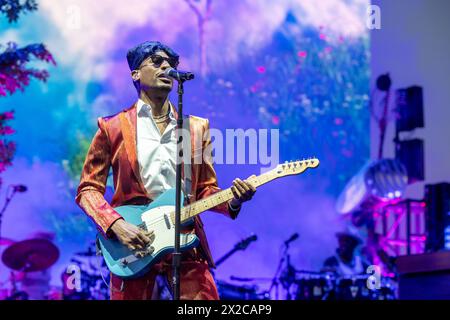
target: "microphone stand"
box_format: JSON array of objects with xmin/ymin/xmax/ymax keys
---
[
  {"xmin": 268, "ymin": 239, "xmax": 297, "ymax": 300},
  {"xmin": 267, "ymin": 253, "xmax": 284, "ymax": 300},
  {"xmin": 280, "ymin": 252, "xmax": 296, "ymax": 300},
  {"xmin": 268, "ymin": 243, "xmax": 290, "ymax": 300},
  {"xmin": 0, "ymin": 186, "xmax": 18, "ymax": 240},
  {"xmin": 172, "ymin": 79, "xmax": 185, "ymax": 300}
]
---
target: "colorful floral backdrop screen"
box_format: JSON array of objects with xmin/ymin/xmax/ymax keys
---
[{"xmin": 0, "ymin": 0, "xmax": 369, "ymax": 295}]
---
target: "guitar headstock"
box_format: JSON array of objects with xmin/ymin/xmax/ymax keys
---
[
  {"xmin": 273, "ymin": 158, "xmax": 320, "ymax": 178},
  {"xmin": 235, "ymin": 234, "xmax": 258, "ymax": 251}
]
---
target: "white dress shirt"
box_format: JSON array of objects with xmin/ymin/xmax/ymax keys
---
[{"xmin": 136, "ymin": 99, "xmax": 177, "ymax": 200}]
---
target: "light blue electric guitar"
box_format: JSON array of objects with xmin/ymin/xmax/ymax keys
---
[{"xmin": 97, "ymin": 158, "xmax": 320, "ymax": 278}]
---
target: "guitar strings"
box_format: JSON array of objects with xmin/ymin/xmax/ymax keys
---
[
  {"xmin": 138, "ymin": 176, "xmax": 268, "ymax": 229},
  {"xmin": 143, "ymin": 190, "xmax": 230, "ymax": 227},
  {"xmin": 141, "ymin": 194, "xmax": 232, "ymax": 229}
]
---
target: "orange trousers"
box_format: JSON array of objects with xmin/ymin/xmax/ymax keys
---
[{"xmin": 110, "ymin": 249, "xmax": 219, "ymax": 300}]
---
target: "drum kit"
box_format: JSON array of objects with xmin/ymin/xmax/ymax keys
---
[
  {"xmin": 214, "ymin": 235, "xmax": 398, "ymax": 301},
  {"xmin": 0, "ymin": 237, "xmax": 59, "ymax": 300},
  {"xmin": 60, "ymin": 242, "xmax": 109, "ymax": 300},
  {"xmin": 0, "ymin": 237, "xmax": 109, "ymax": 300},
  {"xmin": 1, "ymin": 234, "xmax": 397, "ymax": 300},
  {"xmin": 293, "ymin": 273, "xmax": 397, "ymax": 301}
]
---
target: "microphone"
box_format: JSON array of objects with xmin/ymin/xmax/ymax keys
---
[
  {"xmin": 284, "ymin": 233, "xmax": 299, "ymax": 246},
  {"xmin": 13, "ymin": 185, "xmax": 27, "ymax": 193},
  {"xmin": 164, "ymin": 68, "xmax": 195, "ymax": 81}
]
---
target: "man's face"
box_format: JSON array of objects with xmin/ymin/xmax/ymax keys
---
[{"xmin": 131, "ymin": 50, "xmax": 174, "ymax": 93}]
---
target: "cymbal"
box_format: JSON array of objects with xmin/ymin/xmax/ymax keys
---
[
  {"xmin": 0, "ymin": 237, "xmax": 15, "ymax": 246},
  {"xmin": 1, "ymin": 239, "xmax": 59, "ymax": 272}
]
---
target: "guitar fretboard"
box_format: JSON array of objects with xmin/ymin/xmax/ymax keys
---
[
  {"xmin": 168, "ymin": 158, "xmax": 319, "ymax": 224},
  {"xmin": 169, "ymin": 170, "xmax": 277, "ymax": 224}
]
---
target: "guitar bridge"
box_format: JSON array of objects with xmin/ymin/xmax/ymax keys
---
[{"xmin": 131, "ymin": 246, "xmax": 155, "ymax": 259}]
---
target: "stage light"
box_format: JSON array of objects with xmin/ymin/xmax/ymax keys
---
[{"xmin": 336, "ymin": 159, "xmax": 408, "ymax": 215}]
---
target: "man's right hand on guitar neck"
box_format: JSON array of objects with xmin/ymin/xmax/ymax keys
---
[{"xmin": 110, "ymin": 219, "xmax": 154, "ymax": 252}]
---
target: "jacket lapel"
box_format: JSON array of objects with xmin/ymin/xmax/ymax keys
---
[{"xmin": 119, "ymin": 103, "xmax": 148, "ymax": 195}]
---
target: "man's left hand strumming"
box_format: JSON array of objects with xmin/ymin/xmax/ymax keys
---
[{"xmin": 229, "ymin": 176, "xmax": 257, "ymax": 210}]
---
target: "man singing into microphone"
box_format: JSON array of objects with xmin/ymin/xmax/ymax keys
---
[{"xmin": 76, "ymin": 41, "xmax": 256, "ymax": 300}]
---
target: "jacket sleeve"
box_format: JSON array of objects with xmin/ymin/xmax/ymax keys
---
[
  {"xmin": 75, "ymin": 117, "xmax": 123, "ymax": 236},
  {"xmin": 195, "ymin": 119, "xmax": 240, "ymax": 219}
]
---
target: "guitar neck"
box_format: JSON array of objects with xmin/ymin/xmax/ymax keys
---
[
  {"xmin": 170, "ymin": 170, "xmax": 278, "ymax": 224},
  {"xmin": 168, "ymin": 157, "xmax": 320, "ymax": 224}
]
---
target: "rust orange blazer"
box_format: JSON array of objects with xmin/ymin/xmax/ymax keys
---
[{"xmin": 75, "ymin": 102, "xmax": 239, "ymax": 268}]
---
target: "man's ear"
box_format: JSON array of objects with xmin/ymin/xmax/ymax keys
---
[{"xmin": 131, "ymin": 70, "xmax": 140, "ymax": 81}]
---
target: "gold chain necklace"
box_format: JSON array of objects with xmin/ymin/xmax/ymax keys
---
[
  {"xmin": 154, "ymin": 117, "xmax": 169, "ymax": 124},
  {"xmin": 153, "ymin": 114, "xmax": 170, "ymax": 123},
  {"xmin": 152, "ymin": 110, "xmax": 170, "ymax": 121}
]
